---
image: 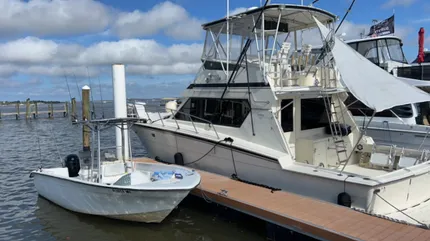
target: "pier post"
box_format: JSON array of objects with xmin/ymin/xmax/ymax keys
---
[
  {"xmin": 15, "ymin": 102, "xmax": 20, "ymax": 120},
  {"xmin": 25, "ymin": 98, "xmax": 30, "ymax": 119},
  {"xmin": 71, "ymin": 97, "xmax": 77, "ymax": 122},
  {"xmin": 51, "ymin": 103, "xmax": 55, "ymax": 118},
  {"xmin": 112, "ymin": 64, "xmax": 129, "ymax": 161},
  {"xmin": 64, "ymin": 102, "xmax": 68, "ymax": 117},
  {"xmin": 34, "ymin": 102, "xmax": 38, "ymax": 119},
  {"xmin": 82, "ymin": 86, "xmax": 91, "ymax": 151}
]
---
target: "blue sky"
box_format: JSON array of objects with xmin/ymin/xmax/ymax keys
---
[{"xmin": 0, "ymin": 0, "xmax": 429, "ymax": 101}]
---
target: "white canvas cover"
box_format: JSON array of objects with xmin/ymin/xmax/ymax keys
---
[
  {"xmin": 398, "ymin": 77, "xmax": 430, "ymax": 87},
  {"xmin": 313, "ymin": 17, "xmax": 430, "ymax": 112}
]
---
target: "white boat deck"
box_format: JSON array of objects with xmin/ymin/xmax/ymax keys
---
[{"xmin": 341, "ymin": 164, "xmax": 389, "ymax": 177}]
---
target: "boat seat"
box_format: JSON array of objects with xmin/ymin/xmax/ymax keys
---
[
  {"xmin": 102, "ymin": 162, "xmax": 127, "ymax": 184},
  {"xmin": 369, "ymin": 145, "xmax": 396, "ymax": 169}
]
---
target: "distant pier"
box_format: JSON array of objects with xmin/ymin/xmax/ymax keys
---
[{"xmin": 0, "ymin": 98, "xmax": 72, "ymax": 120}]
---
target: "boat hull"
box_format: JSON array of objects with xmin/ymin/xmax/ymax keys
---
[
  {"xmin": 32, "ymin": 171, "xmax": 191, "ymax": 223},
  {"xmin": 133, "ymin": 123, "xmax": 430, "ymax": 223}
]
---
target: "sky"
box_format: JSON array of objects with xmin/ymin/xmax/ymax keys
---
[{"xmin": 1, "ymin": 0, "xmax": 430, "ymax": 101}]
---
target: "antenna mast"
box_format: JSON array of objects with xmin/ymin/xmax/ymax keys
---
[{"xmin": 226, "ymin": 0, "xmax": 229, "ymax": 82}]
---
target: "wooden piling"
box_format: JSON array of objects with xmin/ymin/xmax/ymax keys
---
[
  {"xmin": 64, "ymin": 102, "xmax": 69, "ymax": 117},
  {"xmin": 82, "ymin": 86, "xmax": 91, "ymax": 151},
  {"xmin": 33, "ymin": 102, "xmax": 38, "ymax": 119},
  {"xmin": 71, "ymin": 97, "xmax": 77, "ymax": 121},
  {"xmin": 25, "ymin": 98, "xmax": 30, "ymax": 119},
  {"xmin": 15, "ymin": 102, "xmax": 20, "ymax": 120}
]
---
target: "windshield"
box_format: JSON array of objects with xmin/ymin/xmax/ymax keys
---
[
  {"xmin": 348, "ymin": 38, "xmax": 407, "ymax": 65},
  {"xmin": 386, "ymin": 39, "xmax": 407, "ymax": 63}
]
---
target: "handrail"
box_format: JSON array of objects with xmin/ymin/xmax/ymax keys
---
[
  {"xmin": 172, "ymin": 109, "xmax": 220, "ymax": 139},
  {"xmin": 128, "ymin": 101, "xmax": 220, "ymax": 139}
]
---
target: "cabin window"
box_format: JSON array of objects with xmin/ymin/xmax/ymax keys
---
[
  {"xmin": 348, "ymin": 43, "xmax": 358, "ymax": 51},
  {"xmin": 281, "ymin": 99, "xmax": 293, "ymax": 132},
  {"xmin": 344, "ymin": 94, "xmax": 413, "ymax": 118},
  {"xmin": 356, "ymin": 41, "xmax": 378, "ymax": 65},
  {"xmin": 301, "ymin": 98, "xmax": 331, "ymax": 130},
  {"xmin": 386, "ymin": 39, "xmax": 407, "ymax": 63},
  {"xmin": 377, "ymin": 39, "xmax": 391, "ymax": 64},
  {"xmin": 175, "ymin": 98, "xmax": 251, "ymax": 127}
]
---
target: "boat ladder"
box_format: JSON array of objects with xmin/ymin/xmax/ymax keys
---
[{"xmin": 323, "ymin": 93, "xmax": 349, "ymax": 166}]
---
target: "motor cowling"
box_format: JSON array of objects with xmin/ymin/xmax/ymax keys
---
[
  {"xmin": 174, "ymin": 152, "xmax": 184, "ymax": 166},
  {"xmin": 64, "ymin": 154, "xmax": 80, "ymax": 177}
]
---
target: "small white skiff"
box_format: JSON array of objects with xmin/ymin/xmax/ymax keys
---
[
  {"xmin": 30, "ymin": 160, "xmax": 200, "ymax": 223},
  {"xmin": 30, "ymin": 117, "xmax": 201, "ymax": 223}
]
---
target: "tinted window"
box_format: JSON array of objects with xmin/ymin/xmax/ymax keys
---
[
  {"xmin": 356, "ymin": 41, "xmax": 378, "ymax": 64},
  {"xmin": 386, "ymin": 39, "xmax": 407, "ymax": 63},
  {"xmin": 281, "ymin": 99, "xmax": 293, "ymax": 132},
  {"xmin": 175, "ymin": 98, "xmax": 251, "ymax": 127},
  {"xmin": 301, "ymin": 98, "xmax": 331, "ymax": 130},
  {"xmin": 377, "ymin": 39, "xmax": 390, "ymax": 64},
  {"xmin": 348, "ymin": 43, "xmax": 358, "ymax": 51}
]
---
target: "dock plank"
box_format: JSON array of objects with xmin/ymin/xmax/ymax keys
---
[{"xmin": 134, "ymin": 158, "xmax": 430, "ymax": 241}]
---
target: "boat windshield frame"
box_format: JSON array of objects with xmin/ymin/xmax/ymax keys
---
[{"xmin": 346, "ymin": 36, "xmax": 408, "ymax": 65}]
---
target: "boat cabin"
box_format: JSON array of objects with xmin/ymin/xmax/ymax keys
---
[{"xmin": 176, "ymin": 4, "xmax": 368, "ymax": 169}]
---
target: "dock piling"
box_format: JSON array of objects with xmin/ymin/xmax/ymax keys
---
[
  {"xmin": 82, "ymin": 86, "xmax": 91, "ymax": 151},
  {"xmin": 71, "ymin": 97, "xmax": 77, "ymax": 122},
  {"xmin": 25, "ymin": 98, "xmax": 30, "ymax": 119},
  {"xmin": 33, "ymin": 102, "xmax": 38, "ymax": 119},
  {"xmin": 48, "ymin": 103, "xmax": 54, "ymax": 119},
  {"xmin": 64, "ymin": 102, "xmax": 68, "ymax": 117},
  {"xmin": 15, "ymin": 102, "xmax": 20, "ymax": 120}
]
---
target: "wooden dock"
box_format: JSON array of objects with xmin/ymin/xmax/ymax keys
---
[
  {"xmin": 134, "ymin": 158, "xmax": 430, "ymax": 241},
  {"xmin": 0, "ymin": 98, "xmax": 70, "ymax": 120}
]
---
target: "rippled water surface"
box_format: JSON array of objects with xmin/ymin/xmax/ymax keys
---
[{"xmin": 0, "ymin": 103, "xmax": 265, "ymax": 241}]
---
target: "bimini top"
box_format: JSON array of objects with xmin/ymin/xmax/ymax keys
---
[{"xmin": 202, "ymin": 4, "xmax": 337, "ymax": 35}]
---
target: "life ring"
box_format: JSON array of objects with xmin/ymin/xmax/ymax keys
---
[{"xmin": 357, "ymin": 144, "xmax": 363, "ymax": 151}]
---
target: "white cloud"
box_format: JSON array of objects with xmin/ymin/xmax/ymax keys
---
[
  {"xmin": 127, "ymin": 63, "xmax": 201, "ymax": 75},
  {"xmin": 0, "ymin": 1, "xmax": 203, "ymax": 40},
  {"xmin": 111, "ymin": 1, "xmax": 203, "ymax": 40},
  {"xmin": 0, "ymin": 37, "xmax": 203, "ymax": 77},
  {"xmin": 0, "ymin": 0, "xmax": 112, "ymax": 37},
  {"xmin": 229, "ymin": 7, "xmax": 248, "ymax": 16},
  {"xmin": 382, "ymin": 0, "xmax": 417, "ymax": 9},
  {"xmin": 0, "ymin": 64, "xmax": 18, "ymax": 77},
  {"xmin": 0, "ymin": 37, "xmax": 82, "ymax": 64}
]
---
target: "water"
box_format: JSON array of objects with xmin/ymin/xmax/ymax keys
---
[{"xmin": 0, "ymin": 102, "xmax": 266, "ymax": 241}]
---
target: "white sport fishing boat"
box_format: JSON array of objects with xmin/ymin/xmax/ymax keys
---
[
  {"xmin": 340, "ymin": 35, "xmax": 430, "ymax": 150},
  {"xmin": 131, "ymin": 3, "xmax": 430, "ymax": 227},
  {"xmin": 30, "ymin": 66, "xmax": 201, "ymax": 223}
]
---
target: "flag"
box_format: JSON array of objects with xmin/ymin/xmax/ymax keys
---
[{"xmin": 368, "ymin": 15, "xmax": 395, "ymax": 37}]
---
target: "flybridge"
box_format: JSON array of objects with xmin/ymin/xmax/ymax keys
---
[{"xmin": 193, "ymin": 4, "xmax": 340, "ymax": 93}]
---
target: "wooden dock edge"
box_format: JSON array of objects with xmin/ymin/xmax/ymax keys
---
[{"xmin": 133, "ymin": 158, "xmax": 430, "ymax": 241}]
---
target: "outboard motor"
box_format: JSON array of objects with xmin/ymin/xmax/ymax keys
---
[{"xmin": 64, "ymin": 154, "xmax": 81, "ymax": 177}]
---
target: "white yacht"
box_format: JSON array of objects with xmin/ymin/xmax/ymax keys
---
[
  {"xmin": 132, "ymin": 4, "xmax": 430, "ymax": 226},
  {"xmin": 343, "ymin": 36, "xmax": 430, "ymax": 149}
]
